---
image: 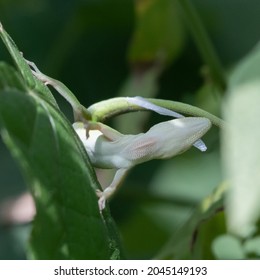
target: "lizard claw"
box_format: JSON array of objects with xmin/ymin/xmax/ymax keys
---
[
  {"xmin": 96, "ymin": 189, "xmax": 106, "ymax": 211},
  {"xmin": 98, "ymin": 196, "xmax": 106, "ymax": 211}
]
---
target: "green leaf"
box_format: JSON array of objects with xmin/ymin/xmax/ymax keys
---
[
  {"xmin": 194, "ymin": 212, "xmax": 226, "ymax": 259},
  {"xmin": 0, "ymin": 63, "xmax": 121, "ymax": 259},
  {"xmin": 155, "ymin": 182, "xmax": 226, "ymax": 259},
  {"xmin": 222, "ymin": 43, "xmax": 260, "ymax": 237},
  {"xmin": 244, "ymin": 236, "xmax": 260, "ymax": 257},
  {"xmin": 0, "ymin": 21, "xmax": 58, "ymax": 106},
  {"xmin": 128, "ymin": 0, "xmax": 184, "ymax": 64},
  {"xmin": 212, "ymin": 234, "xmax": 245, "ymax": 259}
]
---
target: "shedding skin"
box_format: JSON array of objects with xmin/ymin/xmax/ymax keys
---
[
  {"xmin": 126, "ymin": 96, "xmax": 208, "ymax": 152},
  {"xmin": 73, "ymin": 117, "xmax": 211, "ymax": 210},
  {"xmin": 26, "ymin": 59, "xmax": 212, "ymax": 211}
]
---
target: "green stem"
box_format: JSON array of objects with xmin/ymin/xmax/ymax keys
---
[
  {"xmin": 178, "ymin": 0, "xmax": 227, "ymax": 91},
  {"xmin": 87, "ymin": 97, "xmax": 225, "ymax": 129}
]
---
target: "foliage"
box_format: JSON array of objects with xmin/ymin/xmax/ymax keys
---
[
  {"xmin": 0, "ymin": 0, "xmax": 260, "ymax": 260},
  {"xmin": 0, "ymin": 34, "xmax": 121, "ymax": 259}
]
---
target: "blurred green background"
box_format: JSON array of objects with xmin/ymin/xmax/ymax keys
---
[{"xmin": 0, "ymin": 0, "xmax": 260, "ymax": 259}]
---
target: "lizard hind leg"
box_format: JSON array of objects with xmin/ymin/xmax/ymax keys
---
[
  {"xmin": 25, "ymin": 59, "xmax": 42, "ymax": 74},
  {"xmin": 24, "ymin": 58, "xmax": 87, "ymax": 121}
]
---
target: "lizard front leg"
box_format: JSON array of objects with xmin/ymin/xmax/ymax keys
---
[{"xmin": 97, "ymin": 168, "xmax": 129, "ymax": 211}]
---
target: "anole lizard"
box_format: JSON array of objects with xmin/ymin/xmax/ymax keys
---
[{"xmin": 26, "ymin": 60, "xmax": 212, "ymax": 210}]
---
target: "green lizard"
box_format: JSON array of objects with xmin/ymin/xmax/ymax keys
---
[{"xmin": 26, "ymin": 60, "xmax": 212, "ymax": 210}]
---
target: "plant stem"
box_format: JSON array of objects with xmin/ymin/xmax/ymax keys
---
[
  {"xmin": 87, "ymin": 97, "xmax": 226, "ymax": 129},
  {"xmin": 178, "ymin": 0, "xmax": 227, "ymax": 91}
]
